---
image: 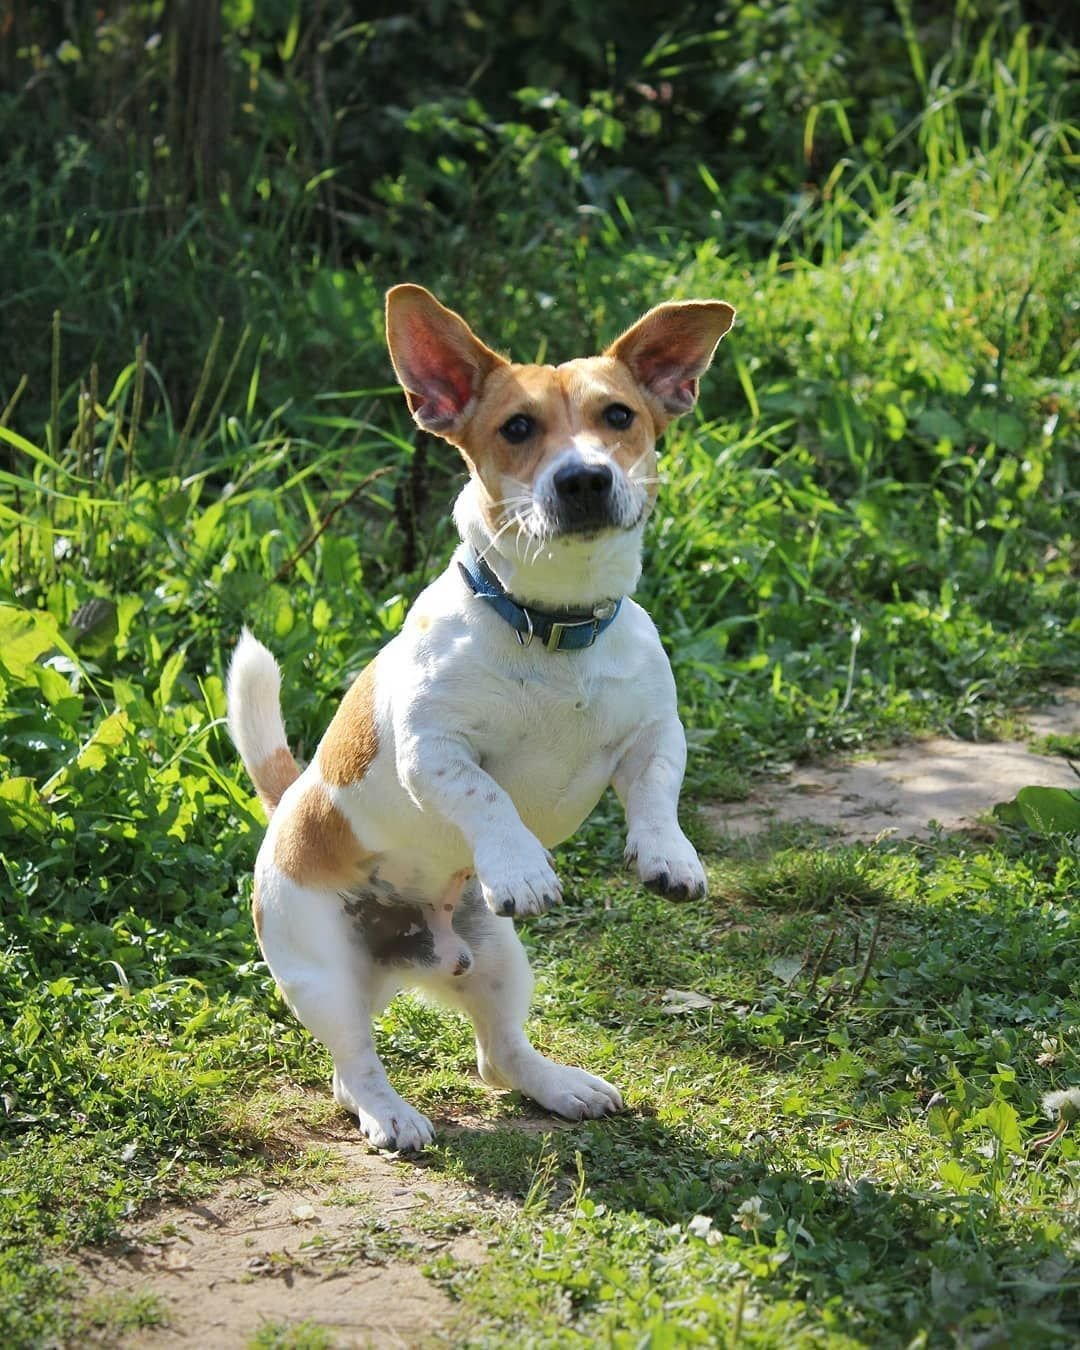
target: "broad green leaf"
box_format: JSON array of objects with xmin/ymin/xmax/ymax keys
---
[
  {"xmin": 157, "ymin": 649, "xmax": 186, "ymax": 708},
  {"xmin": 0, "ymin": 777, "xmax": 52, "ymax": 837},
  {"xmin": 994, "ymin": 785, "xmax": 1080, "ymax": 835},
  {"xmin": 33, "ymin": 664, "xmax": 82, "ymax": 727},
  {"xmin": 76, "ymin": 709, "xmax": 132, "ymax": 772},
  {"xmin": 937, "ymin": 1159, "xmax": 983, "ymax": 1194},
  {"xmin": 968, "ymin": 406, "xmax": 1027, "ymax": 452},
  {"xmin": 200, "ymin": 674, "xmax": 227, "ymax": 721},
  {"xmin": 967, "ymin": 1098, "xmax": 1024, "ymax": 1154},
  {"xmin": 42, "ymin": 709, "xmax": 134, "ymax": 792},
  {"xmin": 273, "ymin": 596, "xmax": 295, "ymax": 638},
  {"xmin": 0, "ymin": 605, "xmax": 61, "ymax": 677},
  {"xmin": 115, "ymin": 594, "xmax": 144, "ymax": 653},
  {"xmin": 915, "ymin": 407, "xmax": 964, "ymax": 445}
]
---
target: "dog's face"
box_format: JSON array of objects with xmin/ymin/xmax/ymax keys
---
[{"xmin": 385, "ymin": 285, "xmax": 734, "ymax": 557}]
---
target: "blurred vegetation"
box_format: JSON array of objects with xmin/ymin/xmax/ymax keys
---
[{"xmin": 3, "ymin": 0, "xmax": 1076, "ymax": 418}]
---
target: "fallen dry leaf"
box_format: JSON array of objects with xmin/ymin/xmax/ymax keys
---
[{"xmin": 661, "ymin": 988, "xmax": 716, "ymax": 1013}]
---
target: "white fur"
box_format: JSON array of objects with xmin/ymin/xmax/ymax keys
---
[
  {"xmin": 230, "ymin": 503, "xmax": 703, "ymax": 1148},
  {"xmin": 226, "ymin": 627, "xmax": 291, "ymax": 774},
  {"xmin": 455, "ymin": 479, "xmax": 645, "ymax": 609}
]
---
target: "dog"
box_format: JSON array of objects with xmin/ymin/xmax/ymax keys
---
[{"xmin": 226, "ymin": 285, "xmax": 735, "ymax": 1151}]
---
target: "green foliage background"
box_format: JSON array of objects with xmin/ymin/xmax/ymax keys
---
[{"xmin": 1, "ymin": 1, "xmax": 1079, "ymax": 1345}]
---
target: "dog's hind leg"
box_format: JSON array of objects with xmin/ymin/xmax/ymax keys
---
[
  {"xmin": 257, "ymin": 875, "xmax": 434, "ymax": 1151},
  {"xmin": 417, "ymin": 894, "xmax": 622, "ymax": 1120}
]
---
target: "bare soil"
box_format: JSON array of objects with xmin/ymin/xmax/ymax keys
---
[
  {"xmin": 705, "ymin": 691, "xmax": 1080, "ymax": 843},
  {"xmin": 77, "ymin": 1126, "xmax": 488, "ymax": 1349}
]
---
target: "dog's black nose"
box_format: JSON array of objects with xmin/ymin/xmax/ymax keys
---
[{"xmin": 553, "ymin": 462, "xmax": 614, "ymax": 528}]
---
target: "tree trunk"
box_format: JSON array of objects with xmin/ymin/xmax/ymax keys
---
[{"xmin": 166, "ymin": 0, "xmax": 226, "ymax": 200}]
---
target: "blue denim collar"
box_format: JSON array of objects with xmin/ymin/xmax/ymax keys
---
[{"xmin": 457, "ymin": 548, "xmax": 622, "ymax": 653}]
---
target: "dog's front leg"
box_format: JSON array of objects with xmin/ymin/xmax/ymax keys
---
[
  {"xmin": 614, "ymin": 715, "xmax": 707, "ymax": 901},
  {"xmin": 397, "ymin": 721, "xmax": 561, "ymax": 918}
]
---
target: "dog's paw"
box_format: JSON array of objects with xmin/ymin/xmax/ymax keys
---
[
  {"xmin": 476, "ymin": 840, "xmax": 562, "ymax": 918},
  {"xmin": 357, "ymin": 1099, "xmax": 435, "ymax": 1153},
  {"xmin": 626, "ymin": 829, "xmax": 707, "ymax": 902},
  {"xmin": 519, "ymin": 1060, "xmax": 623, "ymax": 1120},
  {"xmin": 334, "ymin": 1077, "xmax": 435, "ymax": 1152}
]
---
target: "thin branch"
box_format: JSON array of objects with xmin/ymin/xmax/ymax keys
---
[{"xmin": 272, "ymin": 466, "xmax": 394, "ymax": 585}]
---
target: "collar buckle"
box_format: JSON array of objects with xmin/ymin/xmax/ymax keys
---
[
  {"xmin": 544, "ymin": 611, "xmax": 611, "ymax": 652},
  {"xmin": 545, "ymin": 618, "xmax": 589, "ymax": 652}
]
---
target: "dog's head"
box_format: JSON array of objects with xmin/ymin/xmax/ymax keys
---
[{"xmin": 385, "ymin": 285, "xmax": 734, "ymax": 602}]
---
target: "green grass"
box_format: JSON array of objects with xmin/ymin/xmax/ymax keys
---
[
  {"xmin": 248, "ymin": 1323, "xmax": 337, "ymax": 1350},
  {"xmin": 1, "ymin": 10, "xmax": 1079, "ymax": 1348}
]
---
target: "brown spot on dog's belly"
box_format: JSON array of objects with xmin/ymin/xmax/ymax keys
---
[
  {"xmin": 318, "ymin": 659, "xmax": 379, "ymax": 788},
  {"xmin": 253, "ymin": 745, "xmax": 301, "ymax": 812},
  {"xmin": 273, "ymin": 784, "xmax": 369, "ymax": 888}
]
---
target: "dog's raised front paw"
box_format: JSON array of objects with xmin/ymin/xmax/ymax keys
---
[
  {"xmin": 626, "ymin": 829, "xmax": 707, "ymax": 902},
  {"xmin": 475, "ymin": 840, "xmax": 562, "ymax": 918},
  {"xmin": 518, "ymin": 1060, "xmax": 624, "ymax": 1120}
]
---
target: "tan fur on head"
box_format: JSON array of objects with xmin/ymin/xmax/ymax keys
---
[
  {"xmin": 456, "ymin": 358, "xmax": 664, "ymax": 536},
  {"xmin": 384, "ymin": 287, "xmax": 735, "ymax": 544}
]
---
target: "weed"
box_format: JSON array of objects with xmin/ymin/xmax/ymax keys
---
[{"xmin": 248, "ymin": 1322, "xmax": 337, "ymax": 1350}]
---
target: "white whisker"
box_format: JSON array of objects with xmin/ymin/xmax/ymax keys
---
[
  {"xmin": 513, "ymin": 511, "xmax": 531, "ymax": 563},
  {"xmin": 476, "ymin": 515, "xmax": 520, "ymax": 564},
  {"xmin": 627, "ymin": 448, "xmax": 651, "ymax": 475}
]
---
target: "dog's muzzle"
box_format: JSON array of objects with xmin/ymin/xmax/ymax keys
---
[{"xmin": 552, "ymin": 461, "xmax": 615, "ymax": 532}]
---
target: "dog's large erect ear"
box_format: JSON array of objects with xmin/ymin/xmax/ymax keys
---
[
  {"xmin": 606, "ymin": 300, "xmax": 736, "ymax": 417},
  {"xmin": 385, "ymin": 285, "xmax": 506, "ymax": 436}
]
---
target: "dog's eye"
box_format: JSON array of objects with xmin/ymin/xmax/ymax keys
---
[
  {"xmin": 603, "ymin": 403, "xmax": 635, "ymax": 431},
  {"xmin": 499, "ymin": 414, "xmax": 535, "ymax": 444}
]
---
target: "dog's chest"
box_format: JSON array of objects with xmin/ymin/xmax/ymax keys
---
[{"xmin": 460, "ymin": 662, "xmax": 634, "ymax": 837}]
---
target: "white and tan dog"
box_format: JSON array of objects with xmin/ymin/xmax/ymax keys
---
[{"xmin": 226, "ymin": 285, "xmax": 734, "ymax": 1151}]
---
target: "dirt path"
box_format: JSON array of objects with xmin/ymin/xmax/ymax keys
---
[
  {"xmin": 77, "ymin": 1127, "xmax": 488, "ymax": 1349},
  {"xmin": 705, "ymin": 690, "xmax": 1080, "ymax": 842}
]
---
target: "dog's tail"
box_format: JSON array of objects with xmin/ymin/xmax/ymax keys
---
[{"xmin": 226, "ymin": 629, "xmax": 301, "ymax": 815}]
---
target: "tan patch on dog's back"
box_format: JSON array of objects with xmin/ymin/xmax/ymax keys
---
[
  {"xmin": 318, "ymin": 660, "xmax": 379, "ymax": 788},
  {"xmin": 252, "ymin": 745, "xmax": 301, "ymax": 812},
  {"xmin": 272, "ymin": 783, "xmax": 369, "ymax": 888},
  {"xmin": 251, "ymin": 877, "xmax": 264, "ymax": 942}
]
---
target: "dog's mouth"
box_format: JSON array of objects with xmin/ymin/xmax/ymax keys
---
[
  {"xmin": 499, "ymin": 469, "xmax": 648, "ymax": 545},
  {"xmin": 548, "ymin": 505, "xmax": 647, "ymax": 540},
  {"xmin": 503, "ymin": 504, "xmax": 645, "ymax": 552}
]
